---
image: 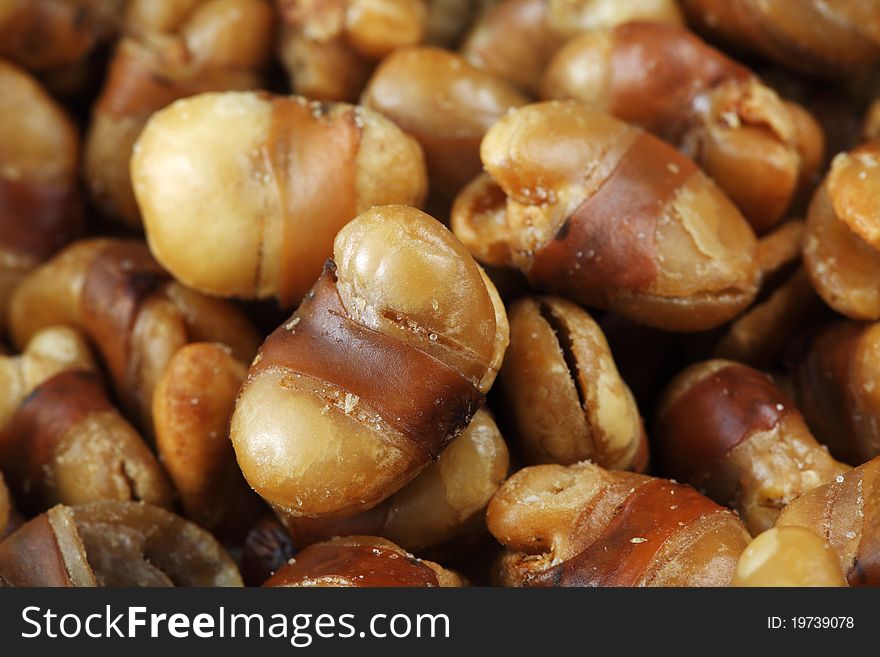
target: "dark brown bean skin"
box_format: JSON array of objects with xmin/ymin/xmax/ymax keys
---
[
  {"xmin": 792, "ymin": 321, "xmax": 880, "ymax": 466},
  {"xmin": 541, "ymin": 22, "xmax": 824, "ymax": 234},
  {"xmin": 231, "ymin": 206, "xmax": 508, "ymax": 519},
  {"xmin": 681, "ymin": 0, "xmax": 880, "ymax": 76},
  {"xmin": 0, "ymin": 0, "xmax": 123, "ymax": 97},
  {"xmin": 0, "ymin": 502, "xmax": 243, "ymax": 587},
  {"xmin": 0, "ymin": 472, "xmax": 12, "ymax": 539},
  {"xmin": 0, "ymin": 370, "xmax": 173, "ymax": 514},
  {"xmin": 452, "ymin": 101, "xmax": 760, "ymax": 332},
  {"xmin": 262, "ymin": 536, "xmax": 464, "ymax": 587},
  {"xmin": 240, "ymin": 514, "xmax": 296, "ymax": 587},
  {"xmin": 655, "ymin": 360, "xmax": 849, "ymax": 534},
  {"xmin": 8, "ymin": 239, "xmax": 261, "ymax": 435},
  {"xmin": 488, "ymin": 462, "xmax": 750, "ymax": 587}
]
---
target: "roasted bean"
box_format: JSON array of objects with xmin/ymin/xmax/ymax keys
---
[
  {"xmin": 487, "ymin": 462, "xmax": 750, "ymax": 586},
  {"xmin": 451, "ymin": 101, "xmax": 760, "ymax": 331},
  {"xmin": 732, "ymin": 526, "xmax": 847, "ymax": 587},
  {"xmin": 0, "ymin": 501, "xmax": 242, "ymax": 586},
  {"xmin": 132, "ymin": 91, "xmax": 427, "ymax": 305},
  {"xmin": 8, "ymin": 239, "xmax": 260, "ymax": 433},
  {"xmin": 776, "ymin": 456, "xmax": 880, "ymax": 586},
  {"xmin": 655, "ymin": 359, "xmax": 849, "ymax": 534},
  {"xmin": 498, "ymin": 295, "xmax": 646, "ymax": 470},
  {"xmin": 231, "ymin": 205, "xmax": 508, "ymax": 518},
  {"xmin": 282, "ymin": 407, "xmax": 509, "ymax": 552},
  {"xmin": 263, "ymin": 536, "xmax": 464, "ymax": 587},
  {"xmin": 541, "ymin": 22, "xmax": 824, "ymax": 233},
  {"xmin": 85, "ymin": 0, "xmax": 274, "ymax": 227}
]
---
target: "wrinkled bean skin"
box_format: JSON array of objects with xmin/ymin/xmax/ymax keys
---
[
  {"xmin": 231, "ymin": 205, "xmax": 508, "ymax": 519},
  {"xmin": 488, "ymin": 462, "xmax": 750, "ymax": 586},
  {"xmin": 681, "ymin": 0, "xmax": 880, "ymax": 76},
  {"xmin": 133, "ymin": 91, "xmax": 428, "ymax": 306},
  {"xmin": 263, "ymin": 536, "xmax": 464, "ymax": 587},
  {"xmin": 0, "ymin": 502, "xmax": 243, "ymax": 587},
  {"xmin": 541, "ymin": 22, "xmax": 824, "ymax": 233},
  {"xmin": 776, "ymin": 456, "xmax": 880, "ymax": 586},
  {"xmin": 362, "ymin": 46, "xmax": 527, "ymax": 205},
  {"xmin": 451, "ymin": 101, "xmax": 760, "ymax": 332},
  {"xmin": 277, "ymin": 0, "xmax": 427, "ymax": 102},
  {"xmin": 732, "ymin": 527, "xmax": 847, "ymax": 587},
  {"xmin": 655, "ymin": 360, "xmax": 849, "ymax": 534},
  {"xmin": 499, "ymin": 296, "xmax": 647, "ymax": 470},
  {"xmin": 85, "ymin": 0, "xmax": 275, "ymax": 227},
  {"xmin": 792, "ymin": 321, "xmax": 880, "ymax": 465},
  {"xmin": 282, "ymin": 407, "xmax": 509, "ymax": 552}
]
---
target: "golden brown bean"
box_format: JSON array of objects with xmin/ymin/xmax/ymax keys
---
[
  {"xmin": 231, "ymin": 205, "xmax": 508, "ymax": 518},
  {"xmin": 461, "ymin": 0, "xmax": 564, "ymax": 96},
  {"xmin": 153, "ymin": 343, "xmax": 265, "ymax": 538},
  {"xmin": 263, "ymin": 536, "xmax": 464, "ymax": 587},
  {"xmin": 8, "ymin": 239, "xmax": 260, "ymax": 433},
  {"xmin": 714, "ymin": 221, "xmax": 827, "ymax": 368},
  {"xmin": 0, "ymin": 369, "xmax": 173, "ymax": 513},
  {"xmin": 282, "ymin": 407, "xmax": 509, "ymax": 552},
  {"xmin": 792, "ymin": 320, "xmax": 880, "ymax": 465},
  {"xmin": 804, "ymin": 140, "xmax": 880, "ymax": 320},
  {"xmin": 277, "ymin": 0, "xmax": 427, "ymax": 102},
  {"xmin": 0, "ymin": 326, "xmax": 95, "ymax": 429},
  {"xmin": 487, "ymin": 462, "xmax": 750, "ymax": 586},
  {"xmin": 133, "ymin": 91, "xmax": 428, "ymax": 305},
  {"xmin": 362, "ymin": 46, "xmax": 527, "ymax": 204},
  {"xmin": 776, "ymin": 456, "xmax": 880, "ymax": 586},
  {"xmin": 0, "ymin": 60, "xmax": 83, "ymax": 333},
  {"xmin": 461, "ymin": 0, "xmax": 682, "ymax": 95},
  {"xmin": 681, "ymin": 0, "xmax": 880, "ymax": 76},
  {"xmin": 451, "ymin": 101, "xmax": 760, "ymax": 331},
  {"xmin": 498, "ymin": 296, "xmax": 646, "ymax": 470},
  {"xmin": 655, "ymin": 360, "xmax": 849, "ymax": 534},
  {"xmin": 732, "ymin": 527, "xmax": 847, "ymax": 587},
  {"xmin": 84, "ymin": 0, "xmax": 274, "ymax": 227},
  {"xmin": 863, "ymin": 98, "xmax": 880, "ymax": 142},
  {"xmin": 541, "ymin": 22, "xmax": 824, "ymax": 233}
]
